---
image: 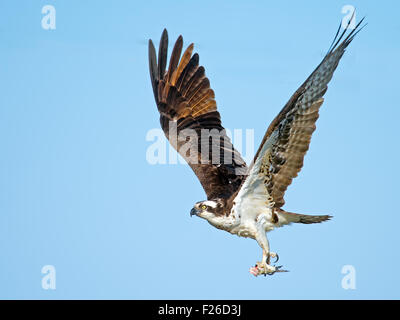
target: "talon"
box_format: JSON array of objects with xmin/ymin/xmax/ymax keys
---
[
  {"xmin": 274, "ymin": 265, "xmax": 289, "ymax": 273},
  {"xmin": 268, "ymin": 252, "xmax": 279, "ymax": 264},
  {"xmin": 266, "ymin": 266, "xmax": 278, "ymax": 275}
]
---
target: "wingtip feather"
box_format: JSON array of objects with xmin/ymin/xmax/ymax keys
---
[{"xmin": 158, "ymin": 29, "xmax": 169, "ymax": 80}]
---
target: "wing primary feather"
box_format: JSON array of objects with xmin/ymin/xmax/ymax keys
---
[
  {"xmin": 341, "ymin": 17, "xmax": 367, "ymax": 47},
  {"xmin": 330, "ymin": 9, "xmax": 356, "ymax": 53},
  {"xmin": 165, "ymin": 35, "xmax": 183, "ymax": 83},
  {"xmin": 148, "ymin": 39, "xmax": 158, "ymax": 102},
  {"xmin": 175, "ymin": 53, "xmax": 199, "ymax": 91},
  {"xmin": 326, "ymin": 21, "xmax": 342, "ymax": 54},
  {"xmin": 172, "ymin": 43, "xmax": 194, "ymax": 85},
  {"xmin": 158, "ymin": 29, "xmax": 168, "ymax": 80}
]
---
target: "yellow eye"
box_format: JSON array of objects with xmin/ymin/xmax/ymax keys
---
[{"xmin": 201, "ymin": 205, "xmax": 207, "ymax": 210}]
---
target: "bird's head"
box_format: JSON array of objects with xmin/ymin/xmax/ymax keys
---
[{"xmin": 190, "ymin": 199, "xmax": 228, "ymax": 227}]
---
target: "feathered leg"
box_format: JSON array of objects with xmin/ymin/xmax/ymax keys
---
[{"xmin": 249, "ymin": 230, "xmax": 285, "ymax": 276}]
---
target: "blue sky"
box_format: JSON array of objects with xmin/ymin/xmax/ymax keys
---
[{"xmin": 0, "ymin": 0, "xmax": 399, "ymax": 299}]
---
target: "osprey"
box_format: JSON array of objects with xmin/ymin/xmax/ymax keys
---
[{"xmin": 148, "ymin": 17, "xmax": 364, "ymax": 276}]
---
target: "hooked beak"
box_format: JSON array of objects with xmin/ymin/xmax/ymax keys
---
[{"xmin": 190, "ymin": 208, "xmax": 199, "ymax": 217}]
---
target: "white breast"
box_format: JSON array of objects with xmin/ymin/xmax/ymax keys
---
[
  {"xmin": 229, "ymin": 192, "xmax": 275, "ymax": 238},
  {"xmin": 227, "ymin": 129, "xmax": 279, "ymax": 237}
]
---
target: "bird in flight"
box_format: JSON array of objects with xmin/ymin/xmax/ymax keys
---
[{"xmin": 148, "ymin": 16, "xmax": 365, "ymax": 276}]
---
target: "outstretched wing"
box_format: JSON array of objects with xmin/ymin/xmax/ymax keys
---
[
  {"xmin": 149, "ymin": 29, "xmax": 247, "ymax": 200},
  {"xmin": 236, "ymin": 18, "xmax": 365, "ymax": 210}
]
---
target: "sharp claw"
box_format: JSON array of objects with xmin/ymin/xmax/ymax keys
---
[
  {"xmin": 267, "ymin": 253, "xmax": 279, "ymax": 264},
  {"xmin": 265, "ymin": 265, "xmax": 289, "ymax": 275},
  {"xmin": 274, "ymin": 265, "xmax": 289, "ymax": 273}
]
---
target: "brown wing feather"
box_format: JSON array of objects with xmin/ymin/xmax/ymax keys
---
[
  {"xmin": 149, "ymin": 29, "xmax": 247, "ymax": 200},
  {"xmin": 249, "ymin": 18, "xmax": 365, "ymax": 208}
]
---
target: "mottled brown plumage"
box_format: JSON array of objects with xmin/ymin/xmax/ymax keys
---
[
  {"xmin": 149, "ymin": 29, "xmax": 247, "ymax": 200},
  {"xmin": 247, "ymin": 17, "xmax": 365, "ymax": 208}
]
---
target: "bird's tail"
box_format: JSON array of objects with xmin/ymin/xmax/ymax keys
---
[{"xmin": 276, "ymin": 209, "xmax": 332, "ymax": 225}]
